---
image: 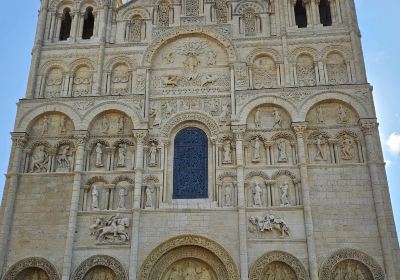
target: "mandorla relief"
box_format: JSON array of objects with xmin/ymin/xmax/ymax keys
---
[
  {"xmin": 249, "ymin": 211, "xmax": 290, "ymax": 238},
  {"xmin": 90, "ymin": 213, "xmax": 130, "ymax": 244}
]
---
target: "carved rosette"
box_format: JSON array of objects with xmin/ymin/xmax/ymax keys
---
[
  {"xmin": 3, "ymin": 257, "xmax": 60, "ymax": 280},
  {"xmin": 249, "ymin": 251, "xmax": 309, "ymax": 280},
  {"xmin": 138, "ymin": 235, "xmax": 240, "ymax": 280},
  {"xmin": 71, "ymin": 255, "xmax": 128, "ymax": 280},
  {"xmin": 319, "ymin": 248, "xmax": 385, "ymax": 280}
]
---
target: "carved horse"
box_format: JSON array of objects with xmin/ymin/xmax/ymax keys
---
[
  {"xmin": 90, "ymin": 217, "xmax": 130, "ymax": 242},
  {"xmin": 249, "ymin": 214, "xmax": 290, "ymax": 238}
]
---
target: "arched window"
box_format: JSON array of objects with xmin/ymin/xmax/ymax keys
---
[
  {"xmin": 173, "ymin": 127, "xmax": 208, "ymax": 199},
  {"xmin": 326, "ymin": 52, "xmax": 349, "ymax": 84},
  {"xmin": 59, "ymin": 8, "xmax": 72, "ymax": 41},
  {"xmin": 82, "ymin": 7, "xmax": 94, "ymax": 39},
  {"xmin": 158, "ymin": 0, "xmax": 171, "ymax": 27},
  {"xmin": 186, "ymin": 0, "xmax": 200, "ymax": 16},
  {"xmin": 295, "ymin": 0, "xmax": 307, "ymax": 28},
  {"xmin": 319, "ymin": 0, "xmax": 332, "ymax": 26},
  {"xmin": 243, "ymin": 8, "xmax": 257, "ymax": 36}
]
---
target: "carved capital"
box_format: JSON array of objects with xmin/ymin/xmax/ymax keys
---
[
  {"xmin": 133, "ymin": 130, "xmax": 148, "ymax": 144},
  {"xmin": 11, "ymin": 132, "xmax": 28, "ymax": 148},
  {"xmin": 74, "ymin": 130, "xmax": 89, "ymax": 146},
  {"xmin": 359, "ymin": 119, "xmax": 378, "ymax": 136},
  {"xmin": 232, "ymin": 125, "xmax": 246, "ymax": 141},
  {"xmin": 291, "ymin": 122, "xmax": 308, "ymax": 138}
]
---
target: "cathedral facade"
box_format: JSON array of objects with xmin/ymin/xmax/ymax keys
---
[{"xmin": 0, "ymin": 0, "xmax": 399, "ymax": 279}]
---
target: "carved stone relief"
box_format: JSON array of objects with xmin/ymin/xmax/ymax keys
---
[
  {"xmin": 162, "ymin": 259, "xmax": 217, "ymax": 280},
  {"xmin": 89, "ymin": 213, "xmax": 130, "ymax": 244},
  {"xmin": 248, "ymin": 105, "xmax": 290, "ymax": 130},
  {"xmin": 44, "ymin": 67, "xmax": 63, "ymax": 98},
  {"xmin": 262, "ymin": 262, "xmax": 297, "ymax": 280},
  {"xmin": 29, "ymin": 114, "xmax": 74, "ymax": 137},
  {"xmin": 306, "ymin": 102, "xmax": 357, "ymax": 126},
  {"xmin": 15, "ymin": 267, "xmax": 50, "ymax": 280},
  {"xmin": 83, "ymin": 266, "xmax": 116, "ymax": 280},
  {"xmin": 333, "ymin": 260, "xmax": 373, "ymax": 280},
  {"xmin": 248, "ymin": 212, "xmax": 290, "ymax": 238},
  {"xmin": 296, "ymin": 54, "xmax": 316, "ymax": 86},
  {"xmin": 71, "ymin": 255, "xmax": 128, "ymax": 280},
  {"xmin": 253, "ymin": 56, "xmax": 277, "ymax": 89},
  {"xmin": 2, "ymin": 257, "xmax": 60, "ymax": 280},
  {"xmin": 326, "ymin": 53, "xmax": 349, "ymax": 84},
  {"xmin": 245, "ymin": 178, "xmax": 268, "ymax": 207},
  {"xmin": 72, "ymin": 66, "xmax": 92, "ymax": 96},
  {"xmin": 90, "ymin": 112, "xmax": 133, "ymax": 136},
  {"xmin": 56, "ymin": 144, "xmax": 73, "ymax": 172},
  {"xmin": 111, "ymin": 64, "xmax": 130, "ymax": 95},
  {"xmin": 30, "ymin": 145, "xmax": 49, "ymax": 173}
]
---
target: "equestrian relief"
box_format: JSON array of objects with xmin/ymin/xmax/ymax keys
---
[{"xmin": 90, "ymin": 214, "xmax": 130, "ymax": 244}]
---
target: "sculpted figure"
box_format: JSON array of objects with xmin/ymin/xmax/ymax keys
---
[
  {"xmin": 42, "ymin": 116, "xmax": 49, "ymax": 136},
  {"xmin": 59, "ymin": 115, "xmax": 67, "ymax": 133},
  {"xmin": 222, "ymin": 141, "xmax": 232, "ymax": 164},
  {"xmin": 254, "ymin": 109, "xmax": 261, "ymax": 128},
  {"xmin": 168, "ymin": 266, "xmax": 182, "ymax": 280},
  {"xmin": 117, "ymin": 144, "xmax": 126, "ymax": 167},
  {"xmin": 117, "ymin": 188, "xmax": 127, "ymax": 210},
  {"xmin": 219, "ymin": 103, "xmax": 230, "ymax": 124},
  {"xmin": 272, "ymin": 108, "xmax": 282, "ymax": 128},
  {"xmin": 183, "ymin": 54, "xmax": 201, "ymax": 80},
  {"xmin": 249, "ymin": 211, "xmax": 290, "ymax": 237},
  {"xmin": 92, "ymin": 186, "xmax": 99, "ymax": 210},
  {"xmin": 101, "ymin": 115, "xmax": 109, "ymax": 134},
  {"xmin": 280, "ymin": 182, "xmax": 290, "ymax": 206},
  {"xmin": 31, "ymin": 146, "xmax": 49, "ymax": 173},
  {"xmin": 341, "ymin": 135, "xmax": 355, "ymax": 160},
  {"xmin": 90, "ymin": 214, "xmax": 129, "ymax": 243},
  {"xmin": 253, "ymin": 137, "xmax": 262, "ymax": 162},
  {"xmin": 149, "ymin": 143, "xmax": 157, "ymax": 167},
  {"xmin": 163, "ymin": 75, "xmax": 181, "ymax": 87},
  {"xmin": 315, "ymin": 135, "xmax": 325, "ymax": 161},
  {"xmin": 224, "ymin": 184, "xmax": 233, "ymax": 207},
  {"xmin": 201, "ymin": 74, "xmax": 217, "ymax": 87},
  {"xmin": 151, "ymin": 107, "xmax": 162, "ymax": 127},
  {"xmin": 316, "ymin": 105, "xmax": 324, "ymax": 123},
  {"xmin": 57, "ymin": 145, "xmax": 71, "ymax": 171},
  {"xmin": 95, "ymin": 143, "xmax": 104, "ymax": 167},
  {"xmin": 163, "ymin": 52, "xmax": 175, "ymax": 64},
  {"xmin": 253, "ymin": 182, "xmax": 263, "ymax": 207},
  {"xmin": 277, "ymin": 140, "xmax": 288, "ymax": 162},
  {"xmin": 118, "ymin": 116, "xmax": 125, "ymax": 134},
  {"xmin": 145, "ymin": 186, "xmax": 154, "ymax": 208},
  {"xmin": 337, "ymin": 104, "xmax": 349, "ymax": 123},
  {"xmin": 207, "ymin": 51, "xmax": 217, "ymax": 65}
]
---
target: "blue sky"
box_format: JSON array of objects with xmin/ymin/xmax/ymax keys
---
[{"xmin": 0, "ymin": 1, "xmax": 399, "ymax": 237}]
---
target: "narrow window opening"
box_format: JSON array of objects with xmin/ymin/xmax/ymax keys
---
[
  {"xmin": 319, "ymin": 0, "xmax": 332, "ymax": 26},
  {"xmin": 294, "ymin": 0, "xmax": 307, "ymax": 28},
  {"xmin": 59, "ymin": 8, "xmax": 72, "ymax": 41},
  {"xmin": 82, "ymin": 7, "xmax": 94, "ymax": 40}
]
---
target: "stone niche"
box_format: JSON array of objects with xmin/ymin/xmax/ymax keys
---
[
  {"xmin": 247, "ymin": 105, "xmax": 291, "ymax": 131},
  {"xmin": 89, "ymin": 111, "xmax": 133, "ymax": 137},
  {"xmin": 29, "ymin": 113, "xmax": 74, "ymax": 138},
  {"xmin": 306, "ymin": 101, "xmax": 358, "ymax": 127},
  {"xmin": 150, "ymin": 34, "xmax": 230, "ymax": 91}
]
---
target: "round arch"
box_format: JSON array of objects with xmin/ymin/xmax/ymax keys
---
[
  {"xmin": 81, "ymin": 101, "xmax": 145, "ymax": 130},
  {"xmin": 3, "ymin": 257, "xmax": 60, "ymax": 280},
  {"xmin": 236, "ymin": 96, "xmax": 297, "ymax": 125},
  {"xmin": 299, "ymin": 91, "xmax": 370, "ymax": 120},
  {"xmin": 138, "ymin": 235, "xmax": 240, "ymax": 280},
  {"xmin": 249, "ymin": 251, "xmax": 309, "ymax": 280},
  {"xmin": 71, "ymin": 255, "xmax": 128, "ymax": 280},
  {"xmin": 16, "ymin": 102, "xmax": 80, "ymax": 132},
  {"xmin": 141, "ymin": 27, "xmax": 238, "ymax": 66},
  {"xmin": 160, "ymin": 111, "xmax": 220, "ymax": 139},
  {"xmin": 319, "ymin": 248, "xmax": 385, "ymax": 280}
]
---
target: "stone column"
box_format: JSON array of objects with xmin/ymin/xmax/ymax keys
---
[
  {"xmin": 291, "ymin": 123, "xmax": 318, "ymax": 280},
  {"xmin": 233, "ymin": 126, "xmax": 248, "ymax": 280},
  {"xmin": 61, "ymin": 131, "xmax": 88, "ymax": 280},
  {"xmin": 0, "ymin": 133, "xmax": 27, "ymax": 275},
  {"xmin": 96, "ymin": 3, "xmax": 109, "ymax": 95},
  {"xmin": 360, "ymin": 119, "xmax": 396, "ymax": 280},
  {"xmin": 129, "ymin": 130, "xmax": 148, "ymax": 280},
  {"xmin": 26, "ymin": 0, "xmax": 50, "ymax": 99},
  {"xmin": 69, "ymin": 11, "xmax": 78, "ymax": 42}
]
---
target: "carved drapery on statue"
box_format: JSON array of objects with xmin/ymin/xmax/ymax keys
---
[{"xmin": 173, "ymin": 127, "xmax": 208, "ymax": 199}]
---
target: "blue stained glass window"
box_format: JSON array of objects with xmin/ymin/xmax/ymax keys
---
[{"xmin": 173, "ymin": 127, "xmax": 209, "ymax": 199}]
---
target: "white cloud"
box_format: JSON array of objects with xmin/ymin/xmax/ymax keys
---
[{"xmin": 386, "ymin": 133, "xmax": 400, "ymax": 155}]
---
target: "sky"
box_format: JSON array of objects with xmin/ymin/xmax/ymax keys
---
[{"xmin": 0, "ymin": 1, "xmax": 399, "ymax": 237}]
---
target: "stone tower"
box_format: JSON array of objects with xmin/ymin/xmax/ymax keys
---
[{"xmin": 0, "ymin": 0, "xmax": 399, "ymax": 279}]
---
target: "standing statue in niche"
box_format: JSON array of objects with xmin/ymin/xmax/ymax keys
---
[
  {"xmin": 222, "ymin": 141, "xmax": 232, "ymax": 164},
  {"xmin": 224, "ymin": 184, "xmax": 233, "ymax": 207},
  {"xmin": 95, "ymin": 143, "xmax": 104, "ymax": 167},
  {"xmin": 118, "ymin": 116, "xmax": 125, "ymax": 134},
  {"xmin": 316, "ymin": 105, "xmax": 324, "ymax": 123},
  {"xmin": 252, "ymin": 137, "xmax": 262, "ymax": 162},
  {"xmin": 101, "ymin": 115, "xmax": 110, "ymax": 134},
  {"xmin": 59, "ymin": 115, "xmax": 67, "ymax": 133},
  {"xmin": 117, "ymin": 188, "xmax": 127, "ymax": 210},
  {"xmin": 148, "ymin": 143, "xmax": 158, "ymax": 167},
  {"xmin": 254, "ymin": 109, "xmax": 261, "ymax": 128},
  {"xmin": 253, "ymin": 182, "xmax": 263, "ymax": 207},
  {"xmin": 277, "ymin": 140, "xmax": 288, "ymax": 162},
  {"xmin": 145, "ymin": 186, "xmax": 154, "ymax": 208},
  {"xmin": 272, "ymin": 109, "xmax": 282, "ymax": 128},
  {"xmin": 41, "ymin": 116, "xmax": 49, "ymax": 136},
  {"xmin": 337, "ymin": 105, "xmax": 349, "ymax": 123},
  {"xmin": 57, "ymin": 145, "xmax": 72, "ymax": 171},
  {"xmin": 92, "ymin": 186, "xmax": 99, "ymax": 210},
  {"xmin": 280, "ymin": 182, "xmax": 290, "ymax": 207},
  {"xmin": 340, "ymin": 135, "xmax": 355, "ymax": 160},
  {"xmin": 315, "ymin": 135, "xmax": 326, "ymax": 161},
  {"xmin": 117, "ymin": 144, "xmax": 127, "ymax": 167}
]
